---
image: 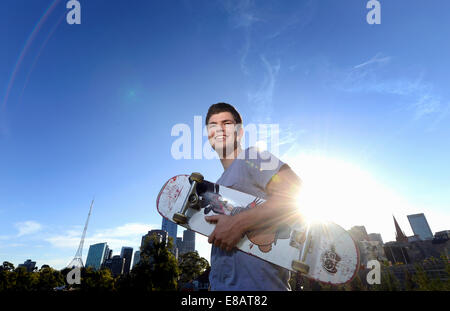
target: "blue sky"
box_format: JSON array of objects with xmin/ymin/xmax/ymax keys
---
[{"xmin": 1, "ymin": 0, "xmax": 449, "ymax": 270}]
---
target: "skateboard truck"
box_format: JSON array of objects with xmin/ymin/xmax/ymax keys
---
[
  {"xmin": 172, "ymin": 172, "xmax": 204, "ymax": 224},
  {"xmin": 291, "ymin": 225, "xmax": 312, "ymax": 274}
]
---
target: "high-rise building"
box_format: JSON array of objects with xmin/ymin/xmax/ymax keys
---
[
  {"xmin": 357, "ymin": 240, "xmax": 387, "ymax": 265},
  {"xmin": 103, "ymin": 255, "xmax": 125, "ymax": 277},
  {"xmin": 132, "ymin": 250, "xmax": 141, "ymax": 269},
  {"xmin": 162, "ymin": 218, "xmax": 178, "ymax": 244},
  {"xmin": 104, "ymin": 248, "xmax": 113, "ymax": 261},
  {"xmin": 141, "ymin": 230, "xmax": 168, "ymax": 248},
  {"xmin": 182, "ymin": 229, "xmax": 195, "ymax": 254},
  {"xmin": 140, "ymin": 230, "xmax": 169, "ymax": 264},
  {"xmin": 120, "ymin": 247, "xmax": 133, "ymax": 275},
  {"xmin": 368, "ymin": 233, "xmax": 384, "ymax": 244},
  {"xmin": 348, "ymin": 226, "xmax": 369, "ymax": 242},
  {"xmin": 407, "ymin": 213, "xmax": 433, "ymax": 240},
  {"xmin": 18, "ymin": 259, "xmax": 36, "ymax": 272},
  {"xmin": 85, "ymin": 243, "xmax": 108, "ymax": 271},
  {"xmin": 176, "ymin": 237, "xmax": 184, "ymax": 254}
]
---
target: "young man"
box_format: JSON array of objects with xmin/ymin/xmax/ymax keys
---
[{"xmin": 204, "ymin": 102, "xmax": 302, "ymax": 291}]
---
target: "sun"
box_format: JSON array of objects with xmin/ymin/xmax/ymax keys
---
[{"xmin": 287, "ymin": 152, "xmax": 390, "ymax": 228}]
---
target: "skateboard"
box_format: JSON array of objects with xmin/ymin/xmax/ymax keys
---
[{"xmin": 156, "ymin": 173, "xmax": 360, "ymax": 285}]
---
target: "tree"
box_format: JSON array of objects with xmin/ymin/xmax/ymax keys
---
[
  {"xmin": 371, "ymin": 269, "xmax": 400, "ymax": 291},
  {"xmin": 345, "ymin": 274, "xmax": 367, "ymax": 291},
  {"xmin": 117, "ymin": 234, "xmax": 180, "ymax": 291},
  {"xmin": 79, "ymin": 267, "xmax": 115, "ymax": 292},
  {"xmin": 36, "ymin": 266, "xmax": 65, "ymax": 291},
  {"xmin": 1, "ymin": 261, "xmax": 15, "ymax": 272},
  {"xmin": 178, "ymin": 251, "xmax": 209, "ymax": 286},
  {"xmin": 12, "ymin": 267, "xmax": 38, "ymax": 291},
  {"xmin": 144, "ymin": 235, "xmax": 180, "ymax": 290},
  {"xmin": 403, "ymin": 268, "xmax": 416, "ymax": 291}
]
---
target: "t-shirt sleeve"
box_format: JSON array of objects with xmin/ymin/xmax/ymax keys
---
[{"xmin": 243, "ymin": 147, "xmax": 286, "ymax": 192}]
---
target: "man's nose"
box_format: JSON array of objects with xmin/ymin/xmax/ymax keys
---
[{"xmin": 217, "ymin": 124, "xmax": 226, "ymax": 133}]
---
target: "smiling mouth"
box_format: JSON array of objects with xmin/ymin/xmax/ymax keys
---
[{"xmin": 215, "ymin": 135, "xmax": 227, "ymax": 140}]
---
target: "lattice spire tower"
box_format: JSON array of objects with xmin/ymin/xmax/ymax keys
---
[{"xmin": 66, "ymin": 198, "xmax": 94, "ymax": 268}]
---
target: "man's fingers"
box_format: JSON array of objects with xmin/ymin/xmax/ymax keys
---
[
  {"xmin": 205, "ymin": 215, "xmax": 220, "ymax": 223},
  {"xmin": 208, "ymin": 232, "xmax": 215, "ymax": 244}
]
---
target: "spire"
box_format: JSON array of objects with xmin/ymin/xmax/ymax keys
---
[
  {"xmin": 67, "ymin": 198, "xmax": 95, "ymax": 268},
  {"xmin": 393, "ymin": 215, "xmax": 408, "ymax": 242}
]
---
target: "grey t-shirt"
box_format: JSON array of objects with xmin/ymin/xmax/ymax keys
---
[{"xmin": 209, "ymin": 147, "xmax": 291, "ymax": 291}]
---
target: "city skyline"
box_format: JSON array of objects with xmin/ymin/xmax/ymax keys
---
[
  {"xmin": 1, "ymin": 1, "xmax": 449, "ymax": 270},
  {"xmin": 3, "ymin": 211, "xmax": 444, "ymax": 270}
]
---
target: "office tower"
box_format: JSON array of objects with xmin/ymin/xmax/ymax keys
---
[
  {"xmin": 407, "ymin": 213, "xmax": 433, "ymax": 240},
  {"xmin": 368, "ymin": 233, "xmax": 384, "ymax": 244},
  {"xmin": 86, "ymin": 242, "xmax": 108, "ymax": 271},
  {"xmin": 162, "ymin": 217, "xmax": 178, "ymax": 244},
  {"xmin": 103, "ymin": 255, "xmax": 125, "ymax": 277},
  {"xmin": 183, "ymin": 229, "xmax": 195, "ymax": 253},
  {"xmin": 348, "ymin": 226, "xmax": 369, "ymax": 242},
  {"xmin": 120, "ymin": 246, "xmax": 133, "ymax": 275},
  {"xmin": 141, "ymin": 230, "xmax": 168, "ymax": 249},
  {"xmin": 176, "ymin": 237, "xmax": 184, "ymax": 255},
  {"xmin": 104, "ymin": 248, "xmax": 113, "ymax": 261},
  {"xmin": 132, "ymin": 250, "xmax": 141, "ymax": 268},
  {"xmin": 18, "ymin": 259, "xmax": 36, "ymax": 272}
]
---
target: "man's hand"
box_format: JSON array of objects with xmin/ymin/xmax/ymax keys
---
[{"xmin": 205, "ymin": 214, "xmax": 245, "ymax": 252}]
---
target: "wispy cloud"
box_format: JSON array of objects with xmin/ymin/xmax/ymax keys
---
[
  {"xmin": 247, "ymin": 55, "xmax": 280, "ymax": 123},
  {"xmin": 337, "ymin": 53, "xmax": 449, "ymax": 130},
  {"xmin": 45, "ymin": 222, "xmax": 158, "ymax": 253},
  {"xmin": 14, "ymin": 221, "xmax": 43, "ymax": 237},
  {"xmin": 224, "ymin": 0, "xmax": 261, "ymax": 29},
  {"xmin": 221, "ymin": 0, "xmax": 316, "ymax": 120},
  {"xmin": 353, "ymin": 53, "xmax": 391, "ymax": 70}
]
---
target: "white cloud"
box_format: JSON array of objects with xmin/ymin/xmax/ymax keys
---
[
  {"xmin": 336, "ymin": 54, "xmax": 449, "ymax": 130},
  {"xmin": 247, "ymin": 55, "xmax": 280, "ymax": 123},
  {"xmin": 15, "ymin": 221, "xmax": 43, "ymax": 237},
  {"xmin": 45, "ymin": 222, "xmax": 159, "ymax": 254},
  {"xmin": 353, "ymin": 53, "xmax": 391, "ymax": 70}
]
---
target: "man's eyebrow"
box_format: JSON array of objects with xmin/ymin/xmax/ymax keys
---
[{"xmin": 207, "ymin": 119, "xmax": 235, "ymax": 124}]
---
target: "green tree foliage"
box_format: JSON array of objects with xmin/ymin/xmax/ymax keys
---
[
  {"xmin": 178, "ymin": 251, "xmax": 209, "ymax": 285},
  {"xmin": 371, "ymin": 269, "xmax": 400, "ymax": 291},
  {"xmin": 403, "ymin": 268, "xmax": 416, "ymax": 291},
  {"xmin": 345, "ymin": 274, "xmax": 367, "ymax": 291},
  {"xmin": 36, "ymin": 266, "xmax": 65, "ymax": 292},
  {"xmin": 116, "ymin": 234, "xmax": 180, "ymax": 291},
  {"xmin": 78, "ymin": 267, "xmax": 115, "ymax": 292},
  {"xmin": 0, "ymin": 262, "xmax": 65, "ymax": 292}
]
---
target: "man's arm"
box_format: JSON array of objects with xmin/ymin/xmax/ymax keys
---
[{"xmin": 205, "ymin": 165, "xmax": 302, "ymax": 252}]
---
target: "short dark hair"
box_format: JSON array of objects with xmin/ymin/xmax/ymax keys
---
[{"xmin": 205, "ymin": 103, "xmax": 243, "ymax": 125}]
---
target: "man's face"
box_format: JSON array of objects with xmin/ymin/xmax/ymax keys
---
[{"xmin": 206, "ymin": 112, "xmax": 242, "ymax": 156}]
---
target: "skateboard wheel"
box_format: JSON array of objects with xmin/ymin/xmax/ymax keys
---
[
  {"xmin": 173, "ymin": 213, "xmax": 188, "ymax": 224},
  {"xmin": 292, "ymin": 260, "xmax": 310, "ymax": 274},
  {"xmin": 190, "ymin": 172, "xmax": 204, "ymax": 183}
]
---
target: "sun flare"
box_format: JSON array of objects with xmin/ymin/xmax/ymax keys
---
[{"xmin": 286, "ymin": 152, "xmax": 411, "ymax": 233}]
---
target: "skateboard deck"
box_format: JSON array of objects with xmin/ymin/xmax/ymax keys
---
[{"xmin": 156, "ymin": 174, "xmax": 359, "ymax": 285}]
